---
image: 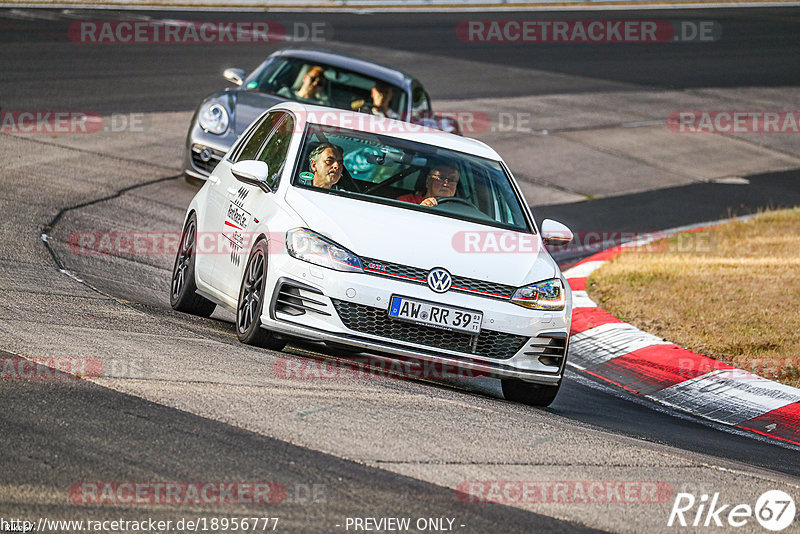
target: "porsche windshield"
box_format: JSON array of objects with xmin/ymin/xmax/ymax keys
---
[
  {"xmin": 249, "ymin": 58, "xmax": 406, "ymax": 119},
  {"xmin": 292, "ymin": 124, "xmax": 532, "ymax": 233}
]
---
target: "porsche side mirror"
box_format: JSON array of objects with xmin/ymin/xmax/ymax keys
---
[{"xmin": 223, "ymin": 68, "xmax": 245, "ymax": 86}]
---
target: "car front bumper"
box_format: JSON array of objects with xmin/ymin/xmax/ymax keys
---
[
  {"xmin": 260, "ymin": 256, "xmax": 571, "ymax": 384},
  {"xmin": 183, "ymin": 123, "xmax": 239, "ymax": 180}
]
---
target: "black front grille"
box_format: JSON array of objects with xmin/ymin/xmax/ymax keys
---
[
  {"xmin": 451, "ymin": 275, "xmax": 515, "ymax": 299},
  {"xmin": 360, "ymin": 257, "xmax": 516, "ymax": 300},
  {"xmin": 331, "ymin": 299, "xmax": 527, "ymax": 360},
  {"xmin": 190, "ymin": 145, "xmax": 224, "ymax": 175}
]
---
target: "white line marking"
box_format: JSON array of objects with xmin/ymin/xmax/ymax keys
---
[
  {"xmin": 570, "ymin": 322, "xmax": 670, "ymax": 367},
  {"xmin": 571, "ymin": 290, "xmax": 597, "ymax": 308},
  {"xmin": 651, "ymin": 369, "xmax": 800, "ymax": 425},
  {"xmin": 563, "ymin": 260, "xmax": 607, "ymax": 279}
]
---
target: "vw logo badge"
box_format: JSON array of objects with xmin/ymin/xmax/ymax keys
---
[{"xmin": 427, "ymin": 267, "xmax": 452, "ymax": 293}]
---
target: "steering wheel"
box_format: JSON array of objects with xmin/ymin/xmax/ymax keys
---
[{"xmin": 435, "ymin": 197, "xmax": 476, "ymax": 208}]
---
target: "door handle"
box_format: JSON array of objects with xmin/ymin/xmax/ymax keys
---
[
  {"xmin": 207, "ymin": 175, "xmax": 219, "ymax": 184},
  {"xmin": 227, "ymin": 186, "xmax": 239, "ymax": 195}
]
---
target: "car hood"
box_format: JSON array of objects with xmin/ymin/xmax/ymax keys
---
[
  {"xmin": 284, "ymin": 188, "xmax": 557, "ymax": 287},
  {"xmin": 232, "ymin": 91, "xmax": 286, "ymax": 135}
]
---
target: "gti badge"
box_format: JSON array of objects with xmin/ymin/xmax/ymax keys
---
[{"xmin": 427, "ymin": 267, "xmax": 452, "ymax": 293}]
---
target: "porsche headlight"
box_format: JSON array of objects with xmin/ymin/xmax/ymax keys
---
[
  {"xmin": 286, "ymin": 228, "xmax": 363, "ymax": 273},
  {"xmin": 511, "ymin": 278, "xmax": 565, "ymax": 311},
  {"xmin": 198, "ymin": 103, "xmax": 229, "ymax": 134}
]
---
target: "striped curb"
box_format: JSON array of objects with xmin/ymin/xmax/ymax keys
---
[{"xmin": 563, "ymin": 233, "xmax": 800, "ymax": 447}]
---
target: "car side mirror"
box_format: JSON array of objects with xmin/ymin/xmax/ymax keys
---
[
  {"xmin": 223, "ymin": 68, "xmax": 245, "ymax": 86},
  {"xmin": 231, "ymin": 160, "xmax": 271, "ymax": 193},
  {"xmin": 541, "ymin": 219, "xmax": 573, "ymax": 246}
]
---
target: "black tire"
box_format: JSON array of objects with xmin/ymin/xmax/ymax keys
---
[
  {"xmin": 236, "ymin": 240, "xmax": 286, "ymax": 351},
  {"xmin": 170, "ymin": 213, "xmax": 216, "ymax": 317},
  {"xmin": 501, "ymin": 379, "xmax": 561, "ymax": 407}
]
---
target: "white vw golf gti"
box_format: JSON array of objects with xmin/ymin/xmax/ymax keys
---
[{"xmin": 171, "ymin": 102, "xmax": 573, "ymax": 406}]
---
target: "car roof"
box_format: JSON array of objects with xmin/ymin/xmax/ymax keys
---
[
  {"xmin": 270, "ymin": 48, "xmax": 413, "ymax": 89},
  {"xmin": 279, "ymin": 102, "xmax": 502, "ymax": 161}
]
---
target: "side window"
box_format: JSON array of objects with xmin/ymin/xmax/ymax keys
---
[
  {"xmin": 231, "ymin": 111, "xmax": 283, "ymax": 163},
  {"xmin": 258, "ymin": 115, "xmax": 295, "ymax": 189},
  {"xmin": 411, "ymin": 83, "xmax": 431, "ymax": 120}
]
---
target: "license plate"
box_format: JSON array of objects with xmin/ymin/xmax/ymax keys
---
[{"xmin": 388, "ymin": 295, "xmax": 482, "ymax": 334}]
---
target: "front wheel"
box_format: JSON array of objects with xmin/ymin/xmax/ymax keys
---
[
  {"xmin": 170, "ymin": 213, "xmax": 216, "ymax": 317},
  {"xmin": 501, "ymin": 379, "xmax": 561, "ymax": 407},
  {"xmin": 236, "ymin": 240, "xmax": 286, "ymax": 351}
]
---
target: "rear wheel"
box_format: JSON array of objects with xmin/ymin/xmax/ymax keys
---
[
  {"xmin": 501, "ymin": 379, "xmax": 561, "ymax": 407},
  {"xmin": 170, "ymin": 214, "xmax": 216, "ymax": 317},
  {"xmin": 237, "ymin": 240, "xmax": 286, "ymax": 351}
]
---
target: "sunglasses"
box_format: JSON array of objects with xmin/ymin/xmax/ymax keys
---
[{"xmin": 429, "ymin": 173, "xmax": 459, "ymax": 185}]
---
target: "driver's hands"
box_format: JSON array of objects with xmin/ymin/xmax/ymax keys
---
[{"xmin": 420, "ymin": 197, "xmax": 438, "ymax": 207}]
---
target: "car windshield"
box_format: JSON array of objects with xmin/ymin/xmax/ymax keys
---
[
  {"xmin": 292, "ymin": 124, "xmax": 532, "ymax": 233},
  {"xmin": 248, "ymin": 57, "xmax": 406, "ymax": 119}
]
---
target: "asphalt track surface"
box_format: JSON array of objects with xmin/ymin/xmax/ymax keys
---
[{"xmin": 2, "ymin": 7, "xmax": 800, "ymax": 533}]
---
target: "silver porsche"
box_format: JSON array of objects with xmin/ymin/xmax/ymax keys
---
[{"xmin": 183, "ymin": 48, "xmax": 458, "ymax": 182}]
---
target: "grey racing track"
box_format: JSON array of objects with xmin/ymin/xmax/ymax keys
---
[{"xmin": 1, "ymin": 7, "xmax": 799, "ymax": 533}]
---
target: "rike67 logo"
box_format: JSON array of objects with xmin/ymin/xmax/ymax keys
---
[{"xmin": 668, "ymin": 490, "xmax": 796, "ymax": 531}]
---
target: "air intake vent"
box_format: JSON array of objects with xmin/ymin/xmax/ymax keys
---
[
  {"xmin": 524, "ymin": 333, "xmax": 568, "ymax": 368},
  {"xmin": 273, "ymin": 280, "xmax": 330, "ymax": 317}
]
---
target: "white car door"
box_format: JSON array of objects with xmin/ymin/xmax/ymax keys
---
[{"xmin": 213, "ymin": 111, "xmax": 295, "ymax": 300}]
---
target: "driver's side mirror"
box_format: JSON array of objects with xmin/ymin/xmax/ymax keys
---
[
  {"xmin": 541, "ymin": 219, "xmax": 573, "ymax": 246},
  {"xmin": 223, "ymin": 68, "xmax": 245, "ymax": 86},
  {"xmin": 231, "ymin": 160, "xmax": 271, "ymax": 193}
]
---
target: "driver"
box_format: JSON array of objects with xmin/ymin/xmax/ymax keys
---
[
  {"xmin": 397, "ymin": 165, "xmax": 459, "ymax": 207},
  {"xmin": 308, "ymin": 142, "xmax": 344, "ymax": 189},
  {"xmin": 278, "ymin": 66, "xmax": 330, "ymax": 105}
]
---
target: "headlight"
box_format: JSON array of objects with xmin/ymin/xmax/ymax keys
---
[
  {"xmin": 511, "ymin": 278, "xmax": 565, "ymax": 311},
  {"xmin": 286, "ymin": 228, "xmax": 363, "ymax": 273},
  {"xmin": 198, "ymin": 103, "xmax": 229, "ymax": 134}
]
